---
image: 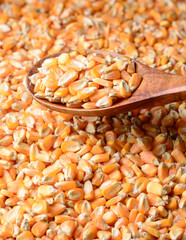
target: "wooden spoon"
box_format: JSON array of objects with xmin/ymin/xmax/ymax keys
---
[{"xmin": 26, "ymin": 50, "xmax": 186, "ymax": 116}]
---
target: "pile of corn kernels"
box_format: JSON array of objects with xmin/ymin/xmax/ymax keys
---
[
  {"xmin": 0, "ymin": 0, "xmax": 186, "ymax": 240},
  {"xmin": 31, "ymin": 51, "xmax": 142, "ymax": 108}
]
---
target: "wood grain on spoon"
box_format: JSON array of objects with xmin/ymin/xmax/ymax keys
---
[{"xmin": 26, "ymin": 50, "xmax": 186, "ymax": 116}]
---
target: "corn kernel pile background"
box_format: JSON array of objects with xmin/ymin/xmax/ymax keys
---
[{"xmin": 0, "ymin": 0, "xmax": 185, "ymax": 239}]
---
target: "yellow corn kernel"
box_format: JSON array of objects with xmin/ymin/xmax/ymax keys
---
[
  {"xmin": 169, "ymin": 227, "xmax": 184, "ymax": 240},
  {"xmin": 38, "ymin": 135, "xmax": 55, "ymax": 151},
  {"xmin": 31, "ymin": 221, "xmax": 49, "ymax": 237},
  {"xmin": 38, "ymin": 185, "xmax": 57, "ymax": 197},
  {"xmin": 61, "ymin": 140, "xmax": 81, "ymax": 153},
  {"xmin": 67, "ymin": 188, "xmax": 84, "ymax": 201},
  {"xmin": 142, "ymin": 224, "xmax": 160, "ymax": 238},
  {"xmin": 171, "ymin": 149, "xmax": 186, "ymax": 164},
  {"xmin": 96, "ymin": 95, "xmax": 113, "ymax": 108},
  {"xmin": 16, "ymin": 231, "xmax": 35, "ymax": 240},
  {"xmin": 58, "ymin": 70, "xmax": 78, "ymax": 87},
  {"xmin": 138, "ymin": 193, "xmax": 149, "ymax": 213},
  {"xmin": 147, "ymin": 181, "xmax": 165, "ymax": 196},
  {"xmin": 58, "ymin": 53, "xmax": 71, "ymax": 65},
  {"xmin": 101, "ymin": 179, "xmax": 121, "ymax": 199},
  {"xmin": 129, "ymin": 73, "xmax": 142, "ymax": 91}
]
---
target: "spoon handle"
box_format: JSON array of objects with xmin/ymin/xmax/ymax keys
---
[
  {"xmin": 140, "ymin": 73, "xmax": 186, "ymax": 108},
  {"xmin": 150, "ymin": 72, "xmax": 185, "ymax": 95},
  {"xmin": 135, "ymin": 60, "xmax": 186, "ymax": 100}
]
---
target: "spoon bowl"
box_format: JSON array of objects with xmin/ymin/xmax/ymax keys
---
[{"xmin": 26, "ymin": 50, "xmax": 186, "ymax": 116}]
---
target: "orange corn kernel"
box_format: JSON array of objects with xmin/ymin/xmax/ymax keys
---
[
  {"xmin": 69, "ymin": 79, "xmax": 88, "ymax": 95},
  {"xmin": 38, "ymin": 135, "xmax": 55, "ymax": 151},
  {"xmin": 16, "ymin": 231, "xmax": 35, "ymax": 240},
  {"xmin": 48, "ymin": 203, "xmax": 66, "ymax": 217},
  {"xmin": 102, "ymin": 163, "xmax": 119, "ymax": 174},
  {"xmin": 31, "ymin": 221, "xmax": 49, "ymax": 238},
  {"xmin": 171, "ymin": 149, "xmax": 186, "ymax": 164},
  {"xmin": 77, "ymin": 87, "xmax": 97, "ymax": 99},
  {"xmin": 90, "ymin": 89, "xmax": 107, "ymax": 102},
  {"xmin": 129, "ymin": 209, "xmax": 138, "ymax": 223},
  {"xmin": 142, "ymin": 224, "xmax": 160, "ymax": 238},
  {"xmin": 32, "ymin": 200, "xmax": 48, "ymax": 214},
  {"xmin": 84, "ymin": 180, "xmax": 94, "ymax": 200},
  {"xmin": 57, "ymin": 181, "xmax": 77, "ymax": 191},
  {"xmin": 91, "ymin": 144, "xmax": 104, "ymax": 155},
  {"xmin": 42, "ymin": 58, "xmax": 58, "ymax": 68},
  {"xmin": 101, "ymin": 179, "xmax": 121, "ymax": 199},
  {"xmin": 121, "ymin": 165, "xmax": 134, "ymax": 178},
  {"xmin": 60, "ymin": 220, "xmax": 76, "ymax": 237},
  {"xmin": 58, "ymin": 53, "xmax": 70, "ymax": 65},
  {"xmin": 106, "ymin": 194, "xmax": 126, "ymax": 208},
  {"xmin": 119, "ymin": 80, "xmax": 131, "ymax": 98},
  {"xmin": 147, "ymin": 181, "xmax": 165, "ymax": 196},
  {"xmin": 115, "ymin": 217, "xmax": 129, "ymax": 229},
  {"xmin": 102, "ymin": 70, "xmax": 121, "ymax": 80},
  {"xmin": 67, "ymin": 188, "xmax": 84, "ymax": 201},
  {"xmin": 128, "ymin": 222, "xmax": 139, "ymax": 238},
  {"xmin": 58, "ymin": 70, "xmax": 78, "ymax": 87},
  {"xmin": 77, "ymin": 212, "xmax": 91, "ymax": 226},
  {"xmin": 90, "ymin": 198, "xmax": 106, "ymax": 209},
  {"xmin": 109, "ymin": 170, "xmax": 122, "ymax": 181},
  {"xmin": 97, "ymin": 230, "xmax": 112, "ymax": 240},
  {"xmin": 6, "ymin": 115, "xmax": 19, "ymax": 130},
  {"xmin": 121, "ymin": 70, "xmax": 131, "ymax": 82},
  {"xmin": 0, "ymin": 164, "xmax": 4, "ymax": 177},
  {"xmin": 140, "ymin": 151, "xmax": 159, "ymax": 165},
  {"xmin": 130, "ymin": 142, "xmax": 142, "ymax": 154},
  {"xmin": 82, "ymin": 102, "xmax": 97, "ymax": 109},
  {"xmin": 169, "ymin": 227, "xmax": 184, "ymax": 240},
  {"xmin": 116, "ymin": 202, "xmax": 130, "ymax": 219},
  {"xmin": 82, "ymin": 224, "xmax": 97, "ymax": 240},
  {"xmin": 103, "ymin": 211, "xmax": 117, "ymax": 225},
  {"xmin": 55, "ymin": 215, "xmax": 72, "ymax": 224},
  {"xmin": 147, "ymin": 193, "xmax": 164, "ymax": 206},
  {"xmin": 91, "ymin": 153, "xmax": 110, "ymax": 163},
  {"xmin": 126, "ymin": 197, "xmax": 138, "ymax": 210},
  {"xmin": 129, "ymin": 73, "xmax": 142, "ymax": 91},
  {"xmin": 135, "ymin": 212, "xmax": 145, "ymax": 223},
  {"xmin": 173, "ymin": 184, "xmax": 186, "ymax": 196},
  {"xmin": 158, "ymin": 162, "xmax": 169, "ymax": 181},
  {"xmin": 141, "ymin": 164, "xmax": 158, "ymax": 177},
  {"xmin": 92, "ymin": 216, "xmax": 109, "ymax": 230},
  {"xmin": 137, "ymin": 193, "xmax": 149, "ymax": 214},
  {"xmin": 94, "ymin": 188, "xmax": 103, "ymax": 199},
  {"xmin": 61, "ymin": 140, "xmax": 81, "ymax": 153},
  {"xmin": 96, "ymin": 95, "xmax": 113, "ymax": 108},
  {"xmin": 44, "ymin": 77, "xmax": 58, "ymax": 91},
  {"xmin": 38, "ymin": 185, "xmax": 57, "ymax": 197},
  {"xmin": 54, "ymin": 87, "xmax": 69, "ymax": 97},
  {"xmin": 90, "ymin": 64, "xmax": 103, "ymax": 78},
  {"xmin": 64, "ymin": 163, "xmax": 77, "ymax": 180},
  {"xmin": 166, "ymin": 197, "xmax": 178, "ymax": 210}
]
